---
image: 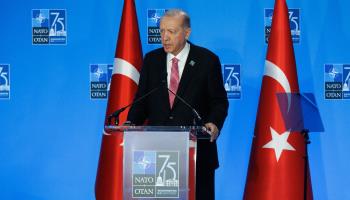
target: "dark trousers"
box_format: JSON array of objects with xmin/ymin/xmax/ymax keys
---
[{"xmin": 196, "ymin": 168, "xmax": 215, "ymax": 200}]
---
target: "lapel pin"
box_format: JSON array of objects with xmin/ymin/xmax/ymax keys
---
[{"xmin": 189, "ymin": 60, "xmax": 196, "ymax": 66}]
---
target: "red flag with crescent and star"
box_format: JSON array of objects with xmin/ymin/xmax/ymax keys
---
[
  {"xmin": 95, "ymin": 0, "xmax": 143, "ymax": 199},
  {"xmin": 243, "ymin": 0, "xmax": 313, "ymax": 199}
]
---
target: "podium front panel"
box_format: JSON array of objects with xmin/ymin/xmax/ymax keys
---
[{"xmin": 123, "ymin": 131, "xmax": 191, "ymax": 200}]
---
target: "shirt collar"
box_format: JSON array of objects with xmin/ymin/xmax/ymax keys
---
[{"xmin": 167, "ymin": 42, "xmax": 190, "ymax": 63}]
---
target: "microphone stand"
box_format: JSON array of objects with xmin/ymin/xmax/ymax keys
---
[
  {"xmin": 167, "ymin": 87, "xmax": 202, "ymax": 126},
  {"xmin": 107, "ymin": 81, "xmax": 166, "ymax": 126},
  {"xmin": 301, "ymin": 129, "xmax": 310, "ymax": 200},
  {"xmin": 166, "ymin": 87, "xmax": 213, "ymax": 139}
]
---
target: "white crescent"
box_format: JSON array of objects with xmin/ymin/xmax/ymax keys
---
[
  {"xmin": 264, "ymin": 60, "xmax": 291, "ymax": 112},
  {"xmin": 113, "ymin": 58, "xmax": 140, "ymax": 85}
]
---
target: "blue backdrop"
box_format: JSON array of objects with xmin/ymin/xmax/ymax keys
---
[{"xmin": 1, "ymin": 0, "xmax": 350, "ymax": 199}]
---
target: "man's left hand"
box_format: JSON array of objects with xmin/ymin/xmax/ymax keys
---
[{"xmin": 204, "ymin": 122, "xmax": 219, "ymax": 142}]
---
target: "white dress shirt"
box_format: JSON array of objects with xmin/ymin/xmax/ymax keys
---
[{"xmin": 166, "ymin": 42, "xmax": 190, "ymax": 87}]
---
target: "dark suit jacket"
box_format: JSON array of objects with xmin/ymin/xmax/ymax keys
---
[{"xmin": 127, "ymin": 43, "xmax": 228, "ymax": 169}]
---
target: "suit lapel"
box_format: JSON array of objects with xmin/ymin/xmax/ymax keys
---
[{"xmin": 159, "ymin": 50, "xmax": 172, "ymax": 111}]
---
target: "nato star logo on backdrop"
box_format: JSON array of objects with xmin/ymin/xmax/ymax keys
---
[
  {"xmin": 147, "ymin": 9, "xmax": 167, "ymax": 44},
  {"xmin": 324, "ymin": 64, "xmax": 350, "ymax": 99},
  {"xmin": 148, "ymin": 10, "xmax": 162, "ymax": 27},
  {"xmin": 223, "ymin": 64, "xmax": 241, "ymax": 99},
  {"xmin": 265, "ymin": 8, "xmax": 300, "ymax": 43},
  {"xmin": 0, "ymin": 64, "xmax": 10, "ymax": 100},
  {"xmin": 90, "ymin": 64, "xmax": 113, "ymax": 99},
  {"xmin": 32, "ymin": 10, "xmax": 49, "ymax": 27},
  {"xmin": 32, "ymin": 9, "xmax": 67, "ymax": 45}
]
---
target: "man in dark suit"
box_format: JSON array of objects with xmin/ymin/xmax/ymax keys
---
[{"xmin": 127, "ymin": 9, "xmax": 228, "ymax": 200}]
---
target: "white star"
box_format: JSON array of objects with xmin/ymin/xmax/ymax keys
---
[{"xmin": 262, "ymin": 127, "xmax": 296, "ymax": 162}]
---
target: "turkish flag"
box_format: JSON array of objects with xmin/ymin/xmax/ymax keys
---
[
  {"xmin": 95, "ymin": 0, "xmax": 142, "ymax": 199},
  {"xmin": 243, "ymin": 0, "xmax": 313, "ymax": 199}
]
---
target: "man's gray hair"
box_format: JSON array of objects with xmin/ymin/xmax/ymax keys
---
[{"xmin": 162, "ymin": 9, "xmax": 191, "ymax": 29}]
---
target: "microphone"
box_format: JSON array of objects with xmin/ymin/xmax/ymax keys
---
[
  {"xmin": 167, "ymin": 86, "xmax": 203, "ymax": 126},
  {"xmin": 107, "ymin": 78, "xmax": 167, "ymax": 126}
]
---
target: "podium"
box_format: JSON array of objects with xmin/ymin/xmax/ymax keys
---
[{"xmin": 105, "ymin": 126, "xmax": 208, "ymax": 200}]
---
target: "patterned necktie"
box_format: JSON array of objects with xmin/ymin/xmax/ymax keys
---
[{"xmin": 169, "ymin": 57, "xmax": 179, "ymax": 108}]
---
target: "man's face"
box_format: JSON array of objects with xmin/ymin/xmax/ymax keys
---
[{"xmin": 160, "ymin": 16, "xmax": 191, "ymax": 56}]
